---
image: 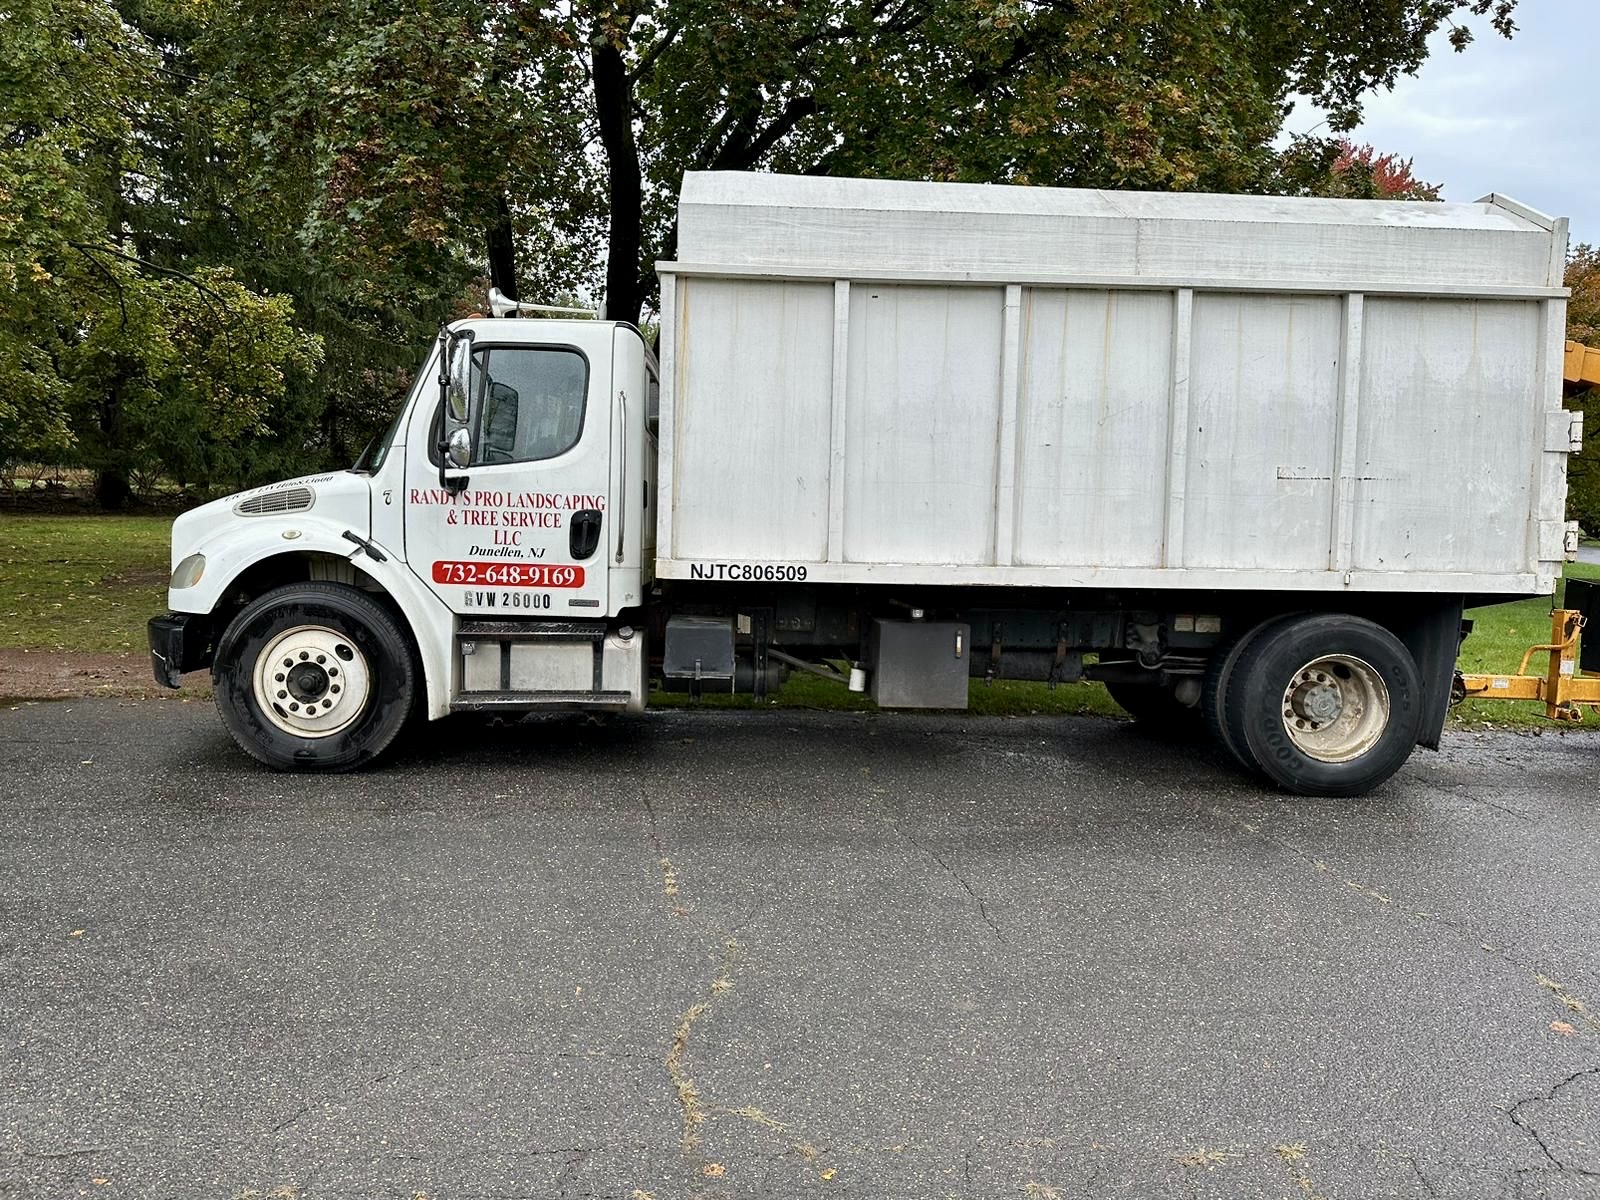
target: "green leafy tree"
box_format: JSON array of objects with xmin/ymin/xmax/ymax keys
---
[
  {"xmin": 603, "ymin": 0, "xmax": 1518, "ymax": 323},
  {"xmin": 1568, "ymin": 245, "xmax": 1600, "ymax": 348},
  {"xmin": 208, "ymin": 0, "xmax": 1519, "ymax": 329},
  {"xmin": 0, "ymin": 0, "xmax": 323, "ymax": 505},
  {"xmin": 1563, "ymin": 246, "xmax": 1600, "ymax": 532},
  {"xmin": 119, "ymin": 0, "xmax": 444, "ymax": 473}
]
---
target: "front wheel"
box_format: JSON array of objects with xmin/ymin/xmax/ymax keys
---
[
  {"xmin": 1222, "ymin": 614, "xmax": 1422, "ymax": 797},
  {"xmin": 213, "ymin": 582, "xmax": 417, "ymax": 771}
]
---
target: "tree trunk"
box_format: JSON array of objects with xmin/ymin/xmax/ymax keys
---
[
  {"xmin": 94, "ymin": 371, "xmax": 130, "ymax": 511},
  {"xmin": 592, "ymin": 38, "xmax": 643, "ymax": 327},
  {"xmin": 486, "ymin": 192, "xmax": 519, "ymax": 303},
  {"xmin": 94, "ymin": 468, "xmax": 131, "ymax": 511}
]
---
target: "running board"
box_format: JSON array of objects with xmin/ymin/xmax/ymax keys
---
[
  {"xmin": 457, "ymin": 619, "xmax": 607, "ymax": 641},
  {"xmin": 451, "ymin": 689, "xmax": 633, "ymax": 711}
]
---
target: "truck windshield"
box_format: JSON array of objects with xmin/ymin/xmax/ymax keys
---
[
  {"xmin": 352, "ymin": 357, "xmax": 431, "ymax": 473},
  {"xmin": 352, "ymin": 409, "xmax": 403, "ymax": 474}
]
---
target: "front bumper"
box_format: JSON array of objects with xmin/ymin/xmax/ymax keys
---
[{"xmin": 147, "ymin": 613, "xmax": 215, "ymax": 688}]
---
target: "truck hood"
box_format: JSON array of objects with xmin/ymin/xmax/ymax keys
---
[{"xmin": 170, "ymin": 471, "xmax": 373, "ymax": 569}]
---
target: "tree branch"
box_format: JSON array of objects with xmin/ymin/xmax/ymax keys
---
[
  {"xmin": 66, "ymin": 241, "xmax": 230, "ymax": 313},
  {"xmin": 693, "ymin": 89, "xmax": 759, "ymax": 170},
  {"xmin": 67, "ymin": 244, "xmax": 129, "ymax": 328},
  {"xmin": 628, "ymin": 21, "xmax": 681, "ymax": 83},
  {"xmin": 735, "ymin": 95, "xmax": 818, "ymax": 168}
]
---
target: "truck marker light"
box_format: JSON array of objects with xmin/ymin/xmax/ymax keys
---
[{"xmin": 169, "ymin": 553, "xmax": 206, "ymax": 590}]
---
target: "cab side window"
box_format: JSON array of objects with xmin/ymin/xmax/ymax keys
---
[{"xmin": 472, "ymin": 346, "xmax": 588, "ymax": 465}]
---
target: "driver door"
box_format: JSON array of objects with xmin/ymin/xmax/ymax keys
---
[{"xmin": 404, "ymin": 328, "xmax": 612, "ymax": 617}]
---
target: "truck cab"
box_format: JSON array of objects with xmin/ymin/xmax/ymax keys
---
[{"xmin": 149, "ymin": 316, "xmax": 658, "ymax": 770}]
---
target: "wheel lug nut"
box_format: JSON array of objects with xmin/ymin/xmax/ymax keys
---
[
  {"xmin": 277, "ymin": 690, "xmax": 287, "ymax": 699},
  {"xmin": 299, "ymin": 651, "xmax": 309, "ymax": 660},
  {"xmin": 289, "ymin": 702, "xmax": 299, "ymax": 712},
  {"xmin": 331, "ymin": 685, "xmax": 341, "ymax": 694}
]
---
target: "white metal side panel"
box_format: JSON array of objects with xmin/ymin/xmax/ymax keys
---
[
  {"xmin": 1183, "ymin": 294, "xmax": 1343, "ymax": 569},
  {"xmin": 843, "ymin": 285, "xmax": 1004, "ymax": 564},
  {"xmin": 1352, "ymin": 298, "xmax": 1540, "ymax": 574},
  {"xmin": 1014, "ymin": 289, "xmax": 1173, "ymax": 566},
  {"xmin": 671, "ymin": 278, "xmax": 834, "ymax": 560}
]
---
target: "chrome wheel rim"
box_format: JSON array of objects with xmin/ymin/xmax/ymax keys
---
[
  {"xmin": 1279, "ymin": 654, "xmax": 1389, "ymax": 763},
  {"xmin": 252, "ymin": 625, "xmax": 371, "ymax": 738}
]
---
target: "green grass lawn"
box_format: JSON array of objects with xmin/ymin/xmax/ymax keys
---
[
  {"xmin": 651, "ymin": 669, "xmax": 1123, "ymax": 717},
  {"xmin": 0, "ymin": 515, "xmax": 173, "ymax": 654},
  {"xmin": 1, "ymin": 512, "xmax": 1595, "ymax": 726}
]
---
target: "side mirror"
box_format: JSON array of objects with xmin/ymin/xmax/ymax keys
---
[
  {"xmin": 443, "ymin": 333, "xmax": 473, "ymax": 424},
  {"xmin": 436, "ymin": 328, "xmax": 476, "ymax": 493}
]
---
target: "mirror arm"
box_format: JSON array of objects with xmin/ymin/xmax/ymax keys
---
[{"xmin": 437, "ymin": 383, "xmax": 452, "ymax": 494}]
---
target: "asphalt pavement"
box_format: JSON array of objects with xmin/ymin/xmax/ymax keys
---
[{"xmin": 3, "ymin": 699, "xmax": 1599, "ymax": 1200}]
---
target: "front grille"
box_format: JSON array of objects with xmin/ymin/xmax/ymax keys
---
[{"xmin": 234, "ymin": 486, "xmax": 315, "ymax": 516}]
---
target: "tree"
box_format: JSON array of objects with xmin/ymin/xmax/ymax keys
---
[
  {"xmin": 606, "ymin": 0, "xmax": 1517, "ymax": 322},
  {"xmin": 1568, "ymin": 244, "xmax": 1600, "ymax": 348},
  {"xmin": 0, "ymin": 0, "xmax": 323, "ymax": 504},
  {"xmin": 212, "ymin": 0, "xmax": 1519, "ymax": 329},
  {"xmin": 1274, "ymin": 138, "xmax": 1442, "ymax": 201},
  {"xmin": 1564, "ymin": 246, "xmax": 1600, "ymax": 532}
]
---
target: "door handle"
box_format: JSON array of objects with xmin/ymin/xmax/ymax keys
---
[{"xmin": 569, "ymin": 509, "xmax": 603, "ymax": 560}]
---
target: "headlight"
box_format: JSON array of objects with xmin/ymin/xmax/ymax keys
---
[{"xmin": 170, "ymin": 553, "xmax": 206, "ymax": 590}]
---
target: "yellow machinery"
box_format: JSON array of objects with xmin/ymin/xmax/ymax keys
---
[
  {"xmin": 1568, "ymin": 340, "xmax": 1600, "ymax": 393},
  {"xmin": 1458, "ymin": 607, "xmax": 1600, "ymax": 721},
  {"xmin": 1461, "ymin": 342, "xmax": 1600, "ymax": 719}
]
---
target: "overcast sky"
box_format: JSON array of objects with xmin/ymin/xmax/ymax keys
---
[{"xmin": 1287, "ymin": 0, "xmax": 1595, "ymax": 248}]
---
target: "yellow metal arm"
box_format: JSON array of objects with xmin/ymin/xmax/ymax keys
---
[{"xmin": 1458, "ymin": 609, "xmax": 1600, "ymax": 721}]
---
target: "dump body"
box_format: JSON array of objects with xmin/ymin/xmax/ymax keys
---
[{"xmin": 656, "ymin": 173, "xmax": 1573, "ymax": 597}]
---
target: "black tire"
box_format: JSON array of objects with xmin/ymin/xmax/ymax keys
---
[
  {"xmin": 1200, "ymin": 615, "xmax": 1298, "ymax": 772},
  {"xmin": 1104, "ymin": 679, "xmax": 1200, "ymax": 726},
  {"xmin": 1222, "ymin": 613, "xmax": 1422, "ymax": 797},
  {"xmin": 213, "ymin": 582, "xmax": 417, "ymax": 772}
]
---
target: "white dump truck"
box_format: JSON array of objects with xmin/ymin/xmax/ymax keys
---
[{"xmin": 149, "ymin": 172, "xmax": 1576, "ymax": 796}]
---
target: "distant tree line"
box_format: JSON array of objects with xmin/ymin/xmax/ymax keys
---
[{"xmin": 1, "ymin": 0, "xmax": 1523, "ymax": 507}]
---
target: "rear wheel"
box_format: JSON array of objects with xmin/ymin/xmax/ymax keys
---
[
  {"xmin": 1201, "ymin": 615, "xmax": 1296, "ymax": 771},
  {"xmin": 213, "ymin": 582, "xmax": 417, "ymax": 771},
  {"xmin": 1222, "ymin": 614, "xmax": 1421, "ymax": 797}
]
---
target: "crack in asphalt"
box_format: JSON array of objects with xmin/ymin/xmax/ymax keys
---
[
  {"xmin": 895, "ymin": 826, "xmax": 1009, "ymax": 946},
  {"xmin": 637, "ymin": 788, "xmax": 849, "ymax": 1186},
  {"xmin": 1411, "ymin": 771, "xmax": 1535, "ymax": 824},
  {"xmin": 1405, "ymin": 1151, "xmax": 1441, "ymax": 1199},
  {"xmin": 1204, "ymin": 802, "xmax": 1600, "ymax": 1040},
  {"xmin": 270, "ymin": 1066, "xmax": 399, "ymax": 1134},
  {"xmin": 1507, "ymin": 1065, "xmax": 1600, "ymax": 1178}
]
